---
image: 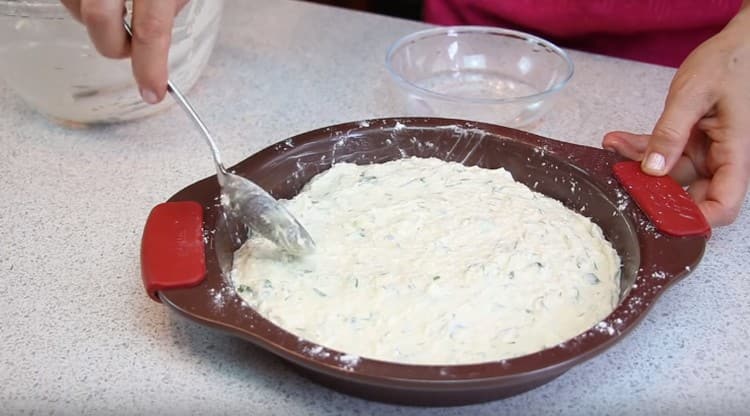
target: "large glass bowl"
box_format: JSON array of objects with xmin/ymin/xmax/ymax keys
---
[
  {"xmin": 386, "ymin": 26, "xmax": 574, "ymax": 127},
  {"xmin": 0, "ymin": 0, "xmax": 223, "ymax": 124}
]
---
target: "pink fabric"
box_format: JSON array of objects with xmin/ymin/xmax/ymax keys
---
[{"xmin": 423, "ymin": 0, "xmax": 742, "ymax": 67}]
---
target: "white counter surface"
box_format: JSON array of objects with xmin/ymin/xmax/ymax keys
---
[{"xmin": 2, "ymin": 1, "xmax": 748, "ymax": 414}]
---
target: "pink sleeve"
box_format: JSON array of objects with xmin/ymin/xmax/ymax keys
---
[{"xmin": 423, "ymin": 0, "xmax": 742, "ymax": 67}]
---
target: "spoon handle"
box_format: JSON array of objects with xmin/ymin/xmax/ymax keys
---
[{"xmin": 123, "ymin": 20, "xmax": 228, "ymax": 177}]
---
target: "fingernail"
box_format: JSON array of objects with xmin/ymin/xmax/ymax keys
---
[
  {"xmin": 603, "ymin": 146, "xmax": 615, "ymax": 153},
  {"xmin": 140, "ymin": 88, "xmax": 158, "ymax": 104},
  {"xmin": 643, "ymin": 152, "xmax": 666, "ymax": 172}
]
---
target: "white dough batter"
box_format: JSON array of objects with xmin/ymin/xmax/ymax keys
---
[{"xmin": 231, "ymin": 157, "xmax": 620, "ymax": 365}]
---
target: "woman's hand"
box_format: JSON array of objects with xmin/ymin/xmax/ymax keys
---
[
  {"xmin": 603, "ymin": 5, "xmax": 750, "ymax": 227},
  {"xmin": 60, "ymin": 0, "xmax": 189, "ymax": 104}
]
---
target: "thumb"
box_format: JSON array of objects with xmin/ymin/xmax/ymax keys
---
[
  {"xmin": 642, "ymin": 87, "xmax": 710, "ymax": 176},
  {"xmin": 602, "ymin": 131, "xmax": 650, "ymax": 161}
]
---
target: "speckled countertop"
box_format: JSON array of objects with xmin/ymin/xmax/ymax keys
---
[{"xmin": 1, "ymin": 1, "xmax": 748, "ymax": 415}]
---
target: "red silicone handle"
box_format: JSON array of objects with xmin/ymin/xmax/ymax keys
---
[
  {"xmin": 613, "ymin": 161, "xmax": 711, "ymax": 238},
  {"xmin": 141, "ymin": 201, "xmax": 207, "ymax": 302}
]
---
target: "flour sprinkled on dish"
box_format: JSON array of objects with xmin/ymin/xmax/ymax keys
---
[{"xmin": 232, "ymin": 157, "xmax": 620, "ymax": 365}]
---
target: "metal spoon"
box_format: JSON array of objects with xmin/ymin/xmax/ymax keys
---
[{"xmin": 124, "ymin": 22, "xmax": 315, "ymax": 255}]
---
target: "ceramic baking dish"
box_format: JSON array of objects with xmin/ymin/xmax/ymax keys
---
[{"xmin": 140, "ymin": 118, "xmax": 709, "ymax": 406}]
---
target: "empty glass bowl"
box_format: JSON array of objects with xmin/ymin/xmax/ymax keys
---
[
  {"xmin": 386, "ymin": 26, "xmax": 574, "ymax": 127},
  {"xmin": 0, "ymin": 0, "xmax": 223, "ymax": 124}
]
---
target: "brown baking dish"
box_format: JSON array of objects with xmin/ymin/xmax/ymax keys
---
[{"xmin": 141, "ymin": 118, "xmax": 709, "ymax": 406}]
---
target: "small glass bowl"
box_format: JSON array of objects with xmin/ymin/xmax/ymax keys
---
[
  {"xmin": 0, "ymin": 0, "xmax": 223, "ymax": 124},
  {"xmin": 386, "ymin": 26, "xmax": 574, "ymax": 127}
]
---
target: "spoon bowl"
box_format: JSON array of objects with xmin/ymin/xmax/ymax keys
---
[{"xmin": 219, "ymin": 171, "xmax": 316, "ymax": 255}]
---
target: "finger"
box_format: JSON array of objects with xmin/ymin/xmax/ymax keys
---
[
  {"xmin": 602, "ymin": 131, "xmax": 649, "ymax": 161},
  {"xmin": 176, "ymin": 0, "xmax": 190, "ymax": 14},
  {"xmin": 130, "ymin": 0, "xmax": 178, "ymax": 104},
  {"xmin": 60, "ymin": 0, "xmax": 82, "ymax": 21},
  {"xmin": 79, "ymin": 0, "xmax": 130, "ymax": 59},
  {"xmin": 686, "ymin": 178, "xmax": 710, "ymax": 202},
  {"xmin": 696, "ymin": 164, "xmax": 749, "ymax": 226},
  {"xmin": 603, "ymin": 131, "xmax": 701, "ymax": 185},
  {"xmin": 642, "ymin": 81, "xmax": 713, "ymax": 176},
  {"xmin": 669, "ymin": 156, "xmax": 701, "ymax": 186}
]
